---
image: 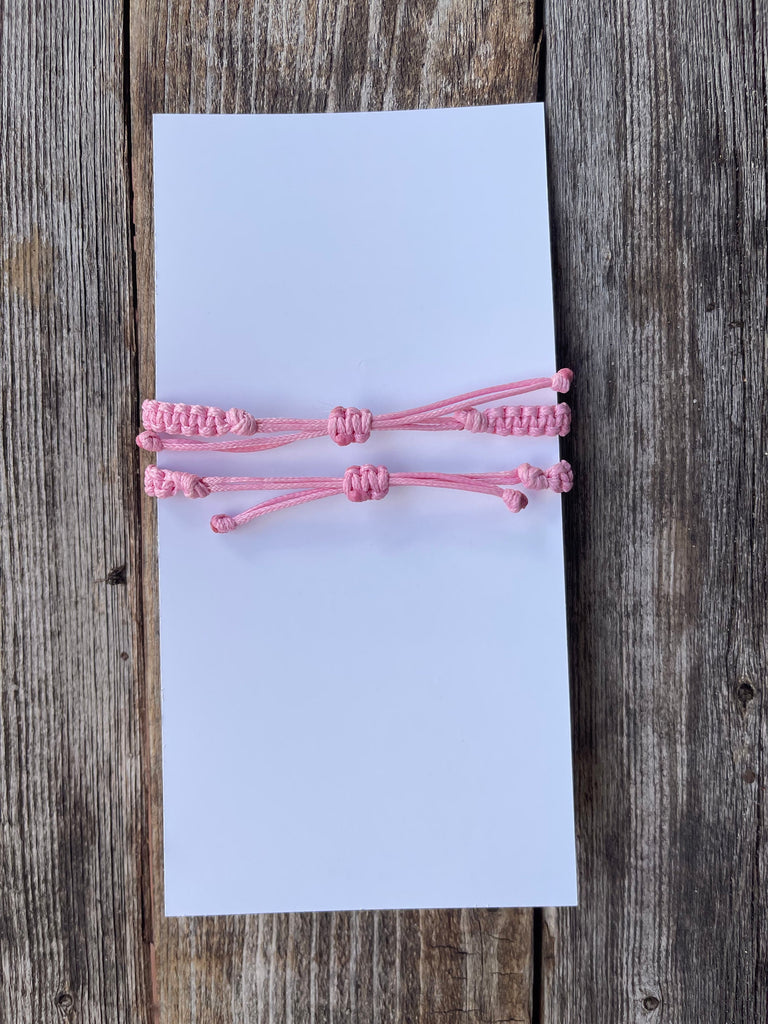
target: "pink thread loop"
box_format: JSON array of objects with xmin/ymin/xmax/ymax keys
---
[
  {"xmin": 502, "ymin": 490, "xmax": 529, "ymax": 513},
  {"xmin": 328, "ymin": 406, "xmax": 373, "ymax": 446},
  {"xmin": 342, "ymin": 465, "xmax": 390, "ymax": 502},
  {"xmin": 551, "ymin": 368, "xmax": 574, "ymax": 393},
  {"xmin": 210, "ymin": 514, "xmax": 237, "ymax": 534},
  {"xmin": 136, "ymin": 431, "xmax": 164, "ymax": 452},
  {"xmin": 144, "ymin": 465, "xmax": 210, "ymax": 498}
]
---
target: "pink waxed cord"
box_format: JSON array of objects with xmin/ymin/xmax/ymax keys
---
[
  {"xmin": 137, "ymin": 370, "xmax": 573, "ymax": 453},
  {"xmin": 144, "ymin": 460, "xmax": 573, "ymax": 533}
]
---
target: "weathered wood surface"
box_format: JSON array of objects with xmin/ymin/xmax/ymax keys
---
[
  {"xmin": 129, "ymin": 3, "xmax": 539, "ymax": 1023},
  {"xmin": 543, "ymin": 1, "xmax": 768, "ymax": 1022},
  {"xmin": 0, "ymin": 2, "xmax": 151, "ymax": 1023},
  {"xmin": 3, "ymin": 0, "xmax": 767, "ymax": 1021}
]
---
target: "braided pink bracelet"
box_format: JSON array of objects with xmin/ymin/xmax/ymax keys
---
[
  {"xmin": 145, "ymin": 460, "xmax": 573, "ymax": 533},
  {"xmin": 137, "ymin": 370, "xmax": 573, "ymax": 454}
]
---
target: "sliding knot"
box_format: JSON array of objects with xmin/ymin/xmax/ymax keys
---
[
  {"xmin": 225, "ymin": 408, "xmax": 259, "ymax": 435},
  {"xmin": 545, "ymin": 461, "xmax": 574, "ymax": 493},
  {"xmin": 343, "ymin": 464, "xmax": 390, "ymax": 502},
  {"xmin": 328, "ymin": 406, "xmax": 372, "ymax": 445},
  {"xmin": 210, "ymin": 514, "xmax": 237, "ymax": 533},
  {"xmin": 518, "ymin": 463, "xmax": 548, "ymax": 490},
  {"xmin": 502, "ymin": 489, "xmax": 528, "ymax": 513},
  {"xmin": 551, "ymin": 368, "xmax": 574, "ymax": 393},
  {"xmin": 454, "ymin": 407, "xmax": 489, "ymax": 433},
  {"xmin": 136, "ymin": 431, "xmax": 164, "ymax": 452}
]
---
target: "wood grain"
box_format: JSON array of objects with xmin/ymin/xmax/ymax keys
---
[
  {"xmin": 8, "ymin": 1, "xmax": 764, "ymax": 1020},
  {"xmin": 543, "ymin": 1, "xmax": 768, "ymax": 1021},
  {"xmin": 0, "ymin": 1, "xmax": 151, "ymax": 1022},
  {"xmin": 128, "ymin": 2, "xmax": 540, "ymax": 1022}
]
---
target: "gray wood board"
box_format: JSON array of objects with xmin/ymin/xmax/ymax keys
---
[
  {"xmin": 129, "ymin": 1, "xmax": 540, "ymax": 1021},
  {"xmin": 543, "ymin": 0, "xmax": 768, "ymax": 1021},
  {"xmin": 0, "ymin": 2, "xmax": 151, "ymax": 1022}
]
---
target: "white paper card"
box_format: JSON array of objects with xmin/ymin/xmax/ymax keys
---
[{"xmin": 153, "ymin": 103, "xmax": 577, "ymax": 917}]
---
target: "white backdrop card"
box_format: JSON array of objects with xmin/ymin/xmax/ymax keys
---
[{"xmin": 153, "ymin": 103, "xmax": 577, "ymax": 917}]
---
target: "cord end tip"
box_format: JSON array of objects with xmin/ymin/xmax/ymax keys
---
[
  {"xmin": 210, "ymin": 514, "xmax": 237, "ymax": 534},
  {"xmin": 503, "ymin": 489, "xmax": 528, "ymax": 513},
  {"xmin": 546, "ymin": 461, "xmax": 574, "ymax": 494},
  {"xmin": 551, "ymin": 368, "xmax": 574, "ymax": 393},
  {"xmin": 137, "ymin": 430, "xmax": 164, "ymax": 452}
]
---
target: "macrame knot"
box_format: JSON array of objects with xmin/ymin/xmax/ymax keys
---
[
  {"xmin": 551, "ymin": 368, "xmax": 574, "ymax": 393},
  {"xmin": 343, "ymin": 464, "xmax": 390, "ymax": 502},
  {"xmin": 144, "ymin": 466, "xmax": 210, "ymax": 498},
  {"xmin": 518, "ymin": 406, "xmax": 545, "ymax": 437},
  {"xmin": 141, "ymin": 400, "xmax": 197, "ymax": 434},
  {"xmin": 328, "ymin": 406, "xmax": 373, "ymax": 445},
  {"xmin": 502, "ymin": 489, "xmax": 528, "ymax": 513},
  {"xmin": 485, "ymin": 407, "xmax": 515, "ymax": 436},
  {"xmin": 136, "ymin": 431, "xmax": 164, "ymax": 452},
  {"xmin": 518, "ymin": 463, "xmax": 548, "ymax": 490},
  {"xmin": 210, "ymin": 514, "xmax": 237, "ymax": 534},
  {"xmin": 225, "ymin": 407, "xmax": 259, "ymax": 435},
  {"xmin": 177, "ymin": 471, "xmax": 209, "ymax": 498},
  {"xmin": 545, "ymin": 460, "xmax": 574, "ymax": 493},
  {"xmin": 141, "ymin": 400, "xmax": 168, "ymax": 433},
  {"xmin": 179, "ymin": 403, "xmax": 220, "ymax": 435},
  {"xmin": 553, "ymin": 402, "xmax": 572, "ymax": 435},
  {"xmin": 144, "ymin": 465, "xmax": 175, "ymax": 497},
  {"xmin": 454, "ymin": 407, "xmax": 489, "ymax": 433}
]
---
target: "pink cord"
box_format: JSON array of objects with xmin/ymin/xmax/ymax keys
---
[
  {"xmin": 145, "ymin": 460, "xmax": 573, "ymax": 533},
  {"xmin": 137, "ymin": 370, "xmax": 573, "ymax": 453}
]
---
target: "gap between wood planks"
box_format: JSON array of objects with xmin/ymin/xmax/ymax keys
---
[{"xmin": 121, "ymin": 0, "xmax": 160, "ymax": 1018}]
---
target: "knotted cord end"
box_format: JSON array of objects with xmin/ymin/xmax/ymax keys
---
[
  {"xmin": 545, "ymin": 461, "xmax": 574, "ymax": 494},
  {"xmin": 136, "ymin": 431, "xmax": 164, "ymax": 452},
  {"xmin": 551, "ymin": 368, "xmax": 574, "ymax": 393},
  {"xmin": 211, "ymin": 514, "xmax": 238, "ymax": 533},
  {"xmin": 502, "ymin": 489, "xmax": 528, "ymax": 513}
]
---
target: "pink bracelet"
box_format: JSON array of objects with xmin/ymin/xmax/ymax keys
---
[
  {"xmin": 145, "ymin": 460, "xmax": 573, "ymax": 533},
  {"xmin": 137, "ymin": 370, "xmax": 573, "ymax": 454}
]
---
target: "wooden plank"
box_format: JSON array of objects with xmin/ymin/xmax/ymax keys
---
[
  {"xmin": 0, "ymin": 2, "xmax": 151, "ymax": 1023},
  {"xmin": 128, "ymin": 2, "xmax": 540, "ymax": 1021},
  {"xmin": 543, "ymin": 1, "xmax": 768, "ymax": 1021}
]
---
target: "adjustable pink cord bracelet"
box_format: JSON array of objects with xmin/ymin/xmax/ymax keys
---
[
  {"xmin": 145, "ymin": 460, "xmax": 573, "ymax": 533},
  {"xmin": 137, "ymin": 370, "xmax": 573, "ymax": 454}
]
